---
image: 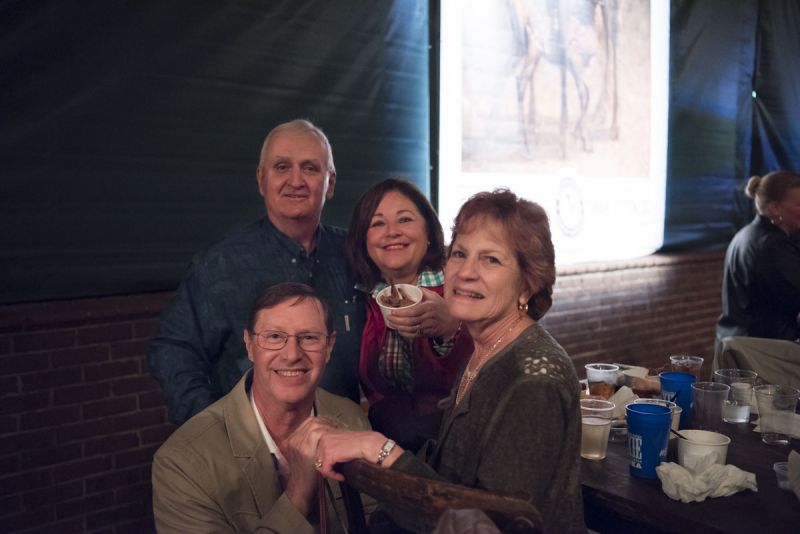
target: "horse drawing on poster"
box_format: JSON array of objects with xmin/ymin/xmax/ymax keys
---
[{"xmin": 510, "ymin": 0, "xmax": 618, "ymax": 158}]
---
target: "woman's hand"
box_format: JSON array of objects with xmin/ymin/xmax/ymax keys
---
[
  {"xmin": 315, "ymin": 429, "xmax": 404, "ymax": 481},
  {"xmin": 389, "ymin": 288, "xmax": 460, "ymax": 339}
]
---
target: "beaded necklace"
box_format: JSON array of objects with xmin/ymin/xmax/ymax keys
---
[{"xmin": 455, "ymin": 315, "xmax": 522, "ymax": 405}]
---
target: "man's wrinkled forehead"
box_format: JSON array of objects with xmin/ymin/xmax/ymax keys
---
[
  {"xmin": 255, "ymin": 296, "xmax": 330, "ymax": 331},
  {"xmin": 262, "ymin": 130, "xmax": 330, "ymax": 168}
]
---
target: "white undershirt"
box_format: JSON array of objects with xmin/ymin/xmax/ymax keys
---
[{"xmin": 250, "ymin": 391, "xmax": 315, "ymax": 489}]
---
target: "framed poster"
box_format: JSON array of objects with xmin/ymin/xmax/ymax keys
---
[{"xmin": 438, "ymin": 0, "xmax": 669, "ymax": 264}]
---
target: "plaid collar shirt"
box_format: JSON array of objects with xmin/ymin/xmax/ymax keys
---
[{"xmin": 368, "ymin": 269, "xmax": 455, "ymax": 392}]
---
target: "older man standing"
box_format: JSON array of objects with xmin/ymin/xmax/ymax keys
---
[
  {"xmin": 149, "ymin": 119, "xmax": 364, "ymax": 424},
  {"xmin": 152, "ymin": 282, "xmax": 370, "ymax": 533}
]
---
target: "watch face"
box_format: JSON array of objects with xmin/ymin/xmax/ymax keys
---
[{"xmin": 555, "ymin": 178, "xmax": 584, "ymax": 237}]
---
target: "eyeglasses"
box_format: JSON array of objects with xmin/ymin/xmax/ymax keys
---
[{"xmin": 252, "ymin": 330, "xmax": 329, "ymax": 352}]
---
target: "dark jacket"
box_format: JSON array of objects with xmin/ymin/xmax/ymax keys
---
[
  {"xmin": 148, "ymin": 216, "xmax": 365, "ymax": 424},
  {"xmin": 717, "ymin": 215, "xmax": 800, "ymax": 342}
]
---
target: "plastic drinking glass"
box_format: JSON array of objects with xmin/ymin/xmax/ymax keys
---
[
  {"xmin": 754, "ymin": 385, "xmax": 800, "ymax": 445},
  {"xmin": 585, "ymin": 364, "xmax": 620, "ymax": 399},
  {"xmin": 659, "ymin": 371, "xmax": 696, "ymax": 428},
  {"xmin": 580, "ymin": 399, "xmax": 615, "ymax": 460},
  {"xmin": 713, "ymin": 369, "xmax": 757, "ymax": 423},
  {"xmin": 669, "ymin": 355, "xmax": 704, "ymax": 380},
  {"xmin": 626, "ymin": 403, "xmax": 671, "ymax": 478},
  {"xmin": 691, "ymin": 382, "xmax": 730, "ymax": 432}
]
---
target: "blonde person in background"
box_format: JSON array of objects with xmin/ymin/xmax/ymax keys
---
[{"xmin": 309, "ymin": 190, "xmax": 585, "ymax": 533}]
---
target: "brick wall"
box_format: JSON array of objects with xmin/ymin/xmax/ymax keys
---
[
  {"xmin": 0, "ymin": 251, "xmax": 724, "ymax": 532},
  {"xmin": 543, "ymin": 251, "xmax": 724, "ymax": 376},
  {"xmin": 0, "ymin": 294, "xmax": 174, "ymax": 533}
]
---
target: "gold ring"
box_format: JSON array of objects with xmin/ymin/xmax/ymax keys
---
[{"xmin": 314, "ymin": 458, "xmax": 323, "ymax": 470}]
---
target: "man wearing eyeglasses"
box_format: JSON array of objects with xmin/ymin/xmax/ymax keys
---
[
  {"xmin": 148, "ymin": 119, "xmax": 365, "ymax": 424},
  {"xmin": 152, "ymin": 282, "xmax": 370, "ymax": 533}
]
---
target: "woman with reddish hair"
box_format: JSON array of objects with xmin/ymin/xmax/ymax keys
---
[{"xmin": 312, "ymin": 189, "xmax": 584, "ymax": 533}]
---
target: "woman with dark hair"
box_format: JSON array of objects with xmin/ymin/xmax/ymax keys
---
[
  {"xmin": 346, "ymin": 179, "xmax": 472, "ymax": 451},
  {"xmin": 317, "ymin": 189, "xmax": 584, "ymax": 533},
  {"xmin": 717, "ymin": 170, "xmax": 800, "ymax": 342}
]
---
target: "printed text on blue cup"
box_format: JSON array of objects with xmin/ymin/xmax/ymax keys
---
[
  {"xmin": 628, "ymin": 432, "xmax": 668, "ymax": 470},
  {"xmin": 629, "ymin": 433, "xmax": 642, "ymax": 469}
]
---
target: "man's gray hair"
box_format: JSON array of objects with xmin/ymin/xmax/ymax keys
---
[{"xmin": 259, "ymin": 119, "xmax": 335, "ymax": 174}]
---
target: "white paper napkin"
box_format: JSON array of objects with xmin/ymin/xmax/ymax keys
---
[
  {"xmin": 656, "ymin": 456, "xmax": 757, "ymax": 503},
  {"xmin": 752, "ymin": 413, "xmax": 800, "ymax": 439},
  {"xmin": 609, "ymin": 385, "xmax": 637, "ymax": 419},
  {"xmin": 616, "ymin": 364, "xmax": 648, "ymax": 378}
]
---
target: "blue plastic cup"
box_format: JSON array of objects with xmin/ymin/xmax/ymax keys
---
[
  {"xmin": 659, "ymin": 371, "xmax": 696, "ymax": 428},
  {"xmin": 626, "ymin": 403, "xmax": 672, "ymax": 478}
]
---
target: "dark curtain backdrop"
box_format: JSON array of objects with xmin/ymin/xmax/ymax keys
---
[
  {"xmin": 750, "ymin": 0, "xmax": 800, "ymax": 174},
  {"xmin": 2, "ymin": 0, "xmax": 799, "ymax": 303},
  {"xmin": 665, "ymin": 0, "xmax": 800, "ymax": 250},
  {"xmin": 0, "ymin": 0, "xmax": 429, "ymax": 303}
]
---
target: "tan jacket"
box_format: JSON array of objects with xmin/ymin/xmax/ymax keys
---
[{"xmin": 152, "ymin": 371, "xmax": 370, "ymax": 533}]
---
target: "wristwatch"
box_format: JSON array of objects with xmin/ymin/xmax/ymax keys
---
[{"xmin": 376, "ymin": 439, "xmax": 396, "ymax": 466}]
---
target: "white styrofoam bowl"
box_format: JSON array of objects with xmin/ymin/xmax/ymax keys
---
[
  {"xmin": 375, "ymin": 284, "xmax": 423, "ymax": 332},
  {"xmin": 677, "ymin": 429, "xmax": 731, "ymax": 471}
]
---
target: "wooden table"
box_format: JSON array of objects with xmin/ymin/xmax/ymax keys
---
[{"xmin": 581, "ymin": 424, "xmax": 800, "ymax": 533}]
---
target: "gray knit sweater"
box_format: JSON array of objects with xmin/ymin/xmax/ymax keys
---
[{"xmin": 392, "ymin": 323, "xmax": 586, "ymax": 533}]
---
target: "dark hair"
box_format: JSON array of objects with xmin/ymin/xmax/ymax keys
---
[
  {"xmin": 346, "ymin": 179, "xmax": 445, "ymax": 290},
  {"xmin": 745, "ymin": 170, "xmax": 800, "ymax": 215},
  {"xmin": 450, "ymin": 189, "xmax": 556, "ymax": 320},
  {"xmin": 245, "ymin": 282, "xmax": 333, "ymax": 334}
]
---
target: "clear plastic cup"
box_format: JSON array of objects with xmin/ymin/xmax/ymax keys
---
[
  {"xmin": 585, "ymin": 363, "xmax": 620, "ymax": 399},
  {"xmin": 669, "ymin": 355, "xmax": 704, "ymax": 380},
  {"xmin": 691, "ymin": 382, "xmax": 730, "ymax": 432},
  {"xmin": 713, "ymin": 369, "xmax": 757, "ymax": 424},
  {"xmin": 580, "ymin": 399, "xmax": 615, "ymax": 460},
  {"xmin": 774, "ymin": 462, "xmax": 790, "ymax": 490},
  {"xmin": 754, "ymin": 385, "xmax": 800, "ymax": 446}
]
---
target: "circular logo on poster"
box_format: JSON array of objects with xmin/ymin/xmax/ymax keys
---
[{"xmin": 555, "ymin": 177, "xmax": 584, "ymax": 237}]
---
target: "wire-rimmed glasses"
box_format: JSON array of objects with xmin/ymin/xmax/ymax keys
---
[{"xmin": 252, "ymin": 330, "xmax": 328, "ymax": 352}]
